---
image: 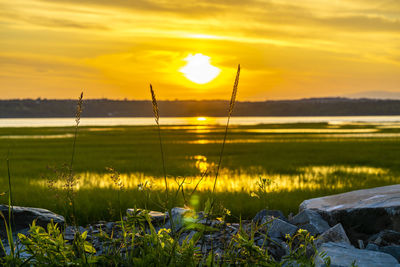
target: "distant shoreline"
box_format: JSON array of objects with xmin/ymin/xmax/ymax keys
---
[{"xmin": 2, "ymin": 98, "xmax": 400, "ymax": 118}]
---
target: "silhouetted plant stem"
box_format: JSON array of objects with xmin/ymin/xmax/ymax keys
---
[
  {"xmin": 212, "ymin": 64, "xmax": 240, "ymax": 194},
  {"xmin": 69, "ymin": 92, "xmax": 83, "ymax": 172},
  {"xmin": 6, "ymin": 149, "xmax": 13, "ymax": 223},
  {"xmin": 6, "ymin": 148, "xmax": 15, "ymax": 258},
  {"xmin": 68, "ymin": 92, "xmax": 83, "ymax": 226},
  {"xmin": 150, "ymin": 84, "xmax": 169, "ymax": 204},
  {"xmin": 201, "ymin": 64, "xmax": 240, "ymax": 253}
]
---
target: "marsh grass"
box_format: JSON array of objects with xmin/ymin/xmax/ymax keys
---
[
  {"xmin": 106, "ymin": 167, "xmax": 124, "ymax": 217},
  {"xmin": 43, "ymin": 92, "xmax": 84, "ymax": 225},
  {"xmin": 0, "ymin": 150, "xmax": 16, "ymax": 263},
  {"xmin": 150, "ymin": 84, "xmax": 168, "ymax": 199}
]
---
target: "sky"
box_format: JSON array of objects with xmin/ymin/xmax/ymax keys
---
[{"xmin": 1, "ymin": 0, "xmax": 400, "ymax": 100}]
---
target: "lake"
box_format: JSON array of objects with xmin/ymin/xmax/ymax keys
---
[{"xmin": 2, "ymin": 115, "xmax": 400, "ymax": 127}]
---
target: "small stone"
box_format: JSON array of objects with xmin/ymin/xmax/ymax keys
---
[
  {"xmin": 300, "ymin": 223, "xmax": 322, "ymax": 237},
  {"xmin": 64, "ymin": 226, "xmax": 75, "ymax": 240},
  {"xmin": 64, "ymin": 226, "xmax": 87, "ymax": 241},
  {"xmin": 358, "ymin": 239, "xmax": 364, "ymax": 249},
  {"xmin": 165, "ymin": 207, "xmax": 198, "ymax": 231},
  {"xmin": 366, "ymin": 243, "xmax": 379, "ymax": 251},
  {"xmin": 374, "ymin": 236, "xmax": 383, "ymax": 246},
  {"xmin": 126, "ymin": 209, "xmax": 168, "ymax": 225},
  {"xmin": 368, "ymin": 230, "xmax": 400, "ymax": 246},
  {"xmin": 315, "ymin": 223, "xmax": 351, "ymax": 247},
  {"xmin": 105, "ymin": 222, "xmax": 114, "ymax": 231},
  {"xmin": 266, "ymin": 218, "xmax": 297, "ymax": 238},
  {"xmin": 290, "ymin": 209, "xmax": 330, "ymax": 235},
  {"xmin": 253, "ymin": 209, "xmax": 287, "ymax": 225},
  {"xmin": 227, "ymin": 225, "xmax": 238, "ymax": 235}
]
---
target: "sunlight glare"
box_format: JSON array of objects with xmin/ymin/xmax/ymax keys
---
[
  {"xmin": 196, "ymin": 117, "xmax": 207, "ymax": 121},
  {"xmin": 179, "ymin": 53, "xmax": 221, "ymax": 84}
]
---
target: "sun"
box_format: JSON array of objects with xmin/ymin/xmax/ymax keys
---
[{"xmin": 179, "ymin": 53, "xmax": 221, "ymax": 84}]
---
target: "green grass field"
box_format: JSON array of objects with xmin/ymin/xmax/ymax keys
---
[{"xmin": 1, "ymin": 121, "xmax": 400, "ymax": 224}]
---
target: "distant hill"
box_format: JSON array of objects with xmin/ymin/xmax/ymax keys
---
[
  {"xmin": 2, "ymin": 98, "xmax": 400, "ymax": 117},
  {"xmin": 345, "ymin": 91, "xmax": 400, "ymax": 100}
]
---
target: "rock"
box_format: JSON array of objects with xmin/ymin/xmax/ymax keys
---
[
  {"xmin": 380, "ymin": 245, "xmax": 400, "ymax": 262},
  {"xmin": 368, "ymin": 230, "xmax": 400, "ymax": 246},
  {"xmin": 0, "ymin": 205, "xmax": 65, "ymax": 237},
  {"xmin": 315, "ymin": 242, "xmax": 400, "ymax": 267},
  {"xmin": 126, "ymin": 209, "xmax": 168, "ymax": 225},
  {"xmin": 315, "ymin": 223, "xmax": 351, "ymax": 247},
  {"xmin": 290, "ymin": 209, "xmax": 330, "ymax": 236},
  {"xmin": 253, "ymin": 209, "xmax": 287, "ymax": 225},
  {"xmin": 105, "ymin": 222, "xmax": 114, "ymax": 231},
  {"xmin": 64, "ymin": 226, "xmax": 87, "ymax": 241},
  {"xmin": 164, "ymin": 207, "xmax": 196, "ymax": 232},
  {"xmin": 299, "ymin": 185, "xmax": 400, "ymax": 241},
  {"xmin": 366, "ymin": 243, "xmax": 379, "ymax": 251},
  {"xmin": 270, "ymin": 242, "xmax": 288, "ymax": 261},
  {"xmin": 266, "ymin": 218, "xmax": 297, "ymax": 238},
  {"xmin": 357, "ymin": 239, "xmax": 364, "ymax": 249}
]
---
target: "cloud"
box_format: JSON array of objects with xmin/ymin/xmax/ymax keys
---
[
  {"xmin": 0, "ymin": 5, "xmax": 109, "ymax": 30},
  {"xmin": 34, "ymin": 0, "xmax": 400, "ymax": 33},
  {"xmin": 1, "ymin": 0, "xmax": 400, "ymax": 100}
]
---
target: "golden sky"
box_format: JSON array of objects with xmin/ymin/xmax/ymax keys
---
[{"xmin": 1, "ymin": 0, "xmax": 400, "ymax": 100}]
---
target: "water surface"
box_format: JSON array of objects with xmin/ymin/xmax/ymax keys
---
[{"xmin": 2, "ymin": 115, "xmax": 400, "ymax": 127}]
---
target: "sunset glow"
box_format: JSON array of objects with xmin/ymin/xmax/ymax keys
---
[{"xmin": 1, "ymin": 0, "xmax": 399, "ymax": 100}]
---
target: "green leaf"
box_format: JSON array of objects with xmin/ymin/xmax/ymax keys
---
[
  {"xmin": 81, "ymin": 231, "xmax": 88, "ymax": 240},
  {"xmin": 184, "ymin": 223, "xmax": 217, "ymax": 232},
  {"xmin": 204, "ymin": 198, "xmax": 212, "ymax": 215},
  {"xmin": 84, "ymin": 242, "xmax": 96, "ymax": 254}
]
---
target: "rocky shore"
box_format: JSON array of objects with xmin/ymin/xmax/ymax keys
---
[{"xmin": 1, "ymin": 184, "xmax": 400, "ymax": 266}]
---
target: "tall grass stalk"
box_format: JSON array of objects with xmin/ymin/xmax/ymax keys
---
[
  {"xmin": 69, "ymin": 92, "xmax": 83, "ymax": 173},
  {"xmin": 106, "ymin": 167, "xmax": 124, "ymax": 218},
  {"xmin": 6, "ymin": 149, "xmax": 13, "ymax": 230},
  {"xmin": 3, "ymin": 149, "xmax": 15, "ymax": 258},
  {"xmin": 67, "ymin": 92, "xmax": 83, "ymax": 225},
  {"xmin": 212, "ymin": 64, "xmax": 240, "ymax": 194},
  {"xmin": 149, "ymin": 84, "xmax": 178, "ymax": 240},
  {"xmin": 200, "ymin": 65, "xmax": 240, "ymax": 254},
  {"xmin": 150, "ymin": 84, "xmax": 169, "ymax": 204}
]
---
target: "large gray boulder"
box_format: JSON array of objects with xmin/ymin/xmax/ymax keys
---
[
  {"xmin": 0, "ymin": 205, "xmax": 64, "ymax": 237},
  {"xmin": 315, "ymin": 242, "xmax": 400, "ymax": 267},
  {"xmin": 380, "ymin": 245, "xmax": 400, "ymax": 262},
  {"xmin": 299, "ymin": 185, "xmax": 400, "ymax": 241}
]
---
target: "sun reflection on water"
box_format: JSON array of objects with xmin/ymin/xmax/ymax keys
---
[{"xmin": 31, "ymin": 163, "xmax": 396, "ymax": 194}]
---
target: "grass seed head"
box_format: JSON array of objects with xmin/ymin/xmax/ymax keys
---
[
  {"xmin": 229, "ymin": 64, "xmax": 240, "ymax": 116},
  {"xmin": 150, "ymin": 84, "xmax": 159, "ymax": 125},
  {"xmin": 75, "ymin": 92, "xmax": 83, "ymax": 126}
]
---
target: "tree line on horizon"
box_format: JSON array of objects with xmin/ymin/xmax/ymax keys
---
[{"xmin": 1, "ymin": 98, "xmax": 400, "ymax": 117}]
